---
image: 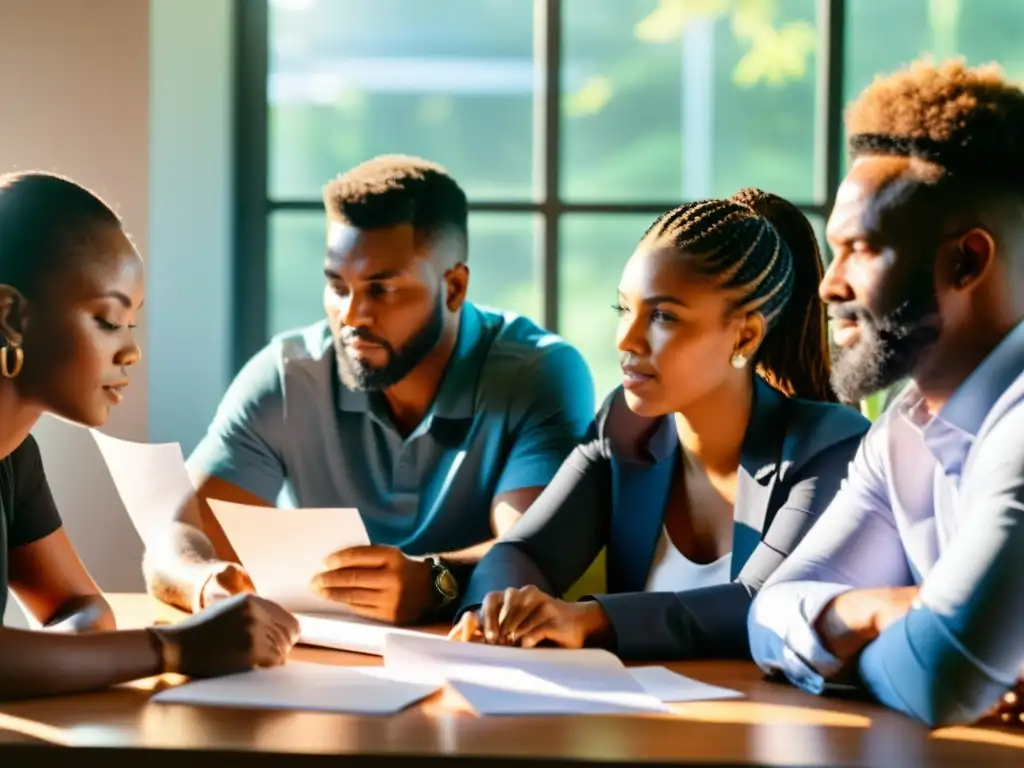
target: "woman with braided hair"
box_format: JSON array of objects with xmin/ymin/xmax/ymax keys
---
[{"xmin": 449, "ymin": 189, "xmax": 869, "ymax": 660}]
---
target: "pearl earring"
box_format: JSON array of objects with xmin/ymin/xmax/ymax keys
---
[{"xmin": 730, "ymin": 352, "xmax": 747, "ymax": 369}]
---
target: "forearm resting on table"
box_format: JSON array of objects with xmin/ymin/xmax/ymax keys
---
[
  {"xmin": 814, "ymin": 586, "xmax": 920, "ymax": 662},
  {"xmin": 143, "ymin": 521, "xmax": 232, "ymax": 613},
  {"xmin": 0, "ymin": 627, "xmax": 162, "ymax": 701},
  {"xmin": 814, "ymin": 592, "xmax": 876, "ymax": 661}
]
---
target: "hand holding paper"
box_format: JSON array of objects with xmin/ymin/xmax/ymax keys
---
[
  {"xmin": 207, "ymin": 499, "xmax": 370, "ymax": 615},
  {"xmin": 311, "ymin": 545, "xmax": 436, "ymax": 625}
]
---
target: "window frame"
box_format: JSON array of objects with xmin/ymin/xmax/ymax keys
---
[{"xmin": 232, "ymin": 0, "xmax": 847, "ymax": 374}]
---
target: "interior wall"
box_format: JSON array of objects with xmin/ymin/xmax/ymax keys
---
[{"xmin": 0, "ymin": 0, "xmax": 235, "ymax": 627}]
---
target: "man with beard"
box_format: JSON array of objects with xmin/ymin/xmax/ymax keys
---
[
  {"xmin": 747, "ymin": 60, "xmax": 1024, "ymax": 727},
  {"xmin": 144, "ymin": 156, "xmax": 594, "ymax": 626}
]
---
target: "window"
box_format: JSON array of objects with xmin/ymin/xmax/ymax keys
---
[{"xmin": 238, "ymin": 0, "xmax": 1020, "ymax": 402}]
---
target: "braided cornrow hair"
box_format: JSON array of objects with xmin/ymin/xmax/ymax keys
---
[{"xmin": 641, "ymin": 188, "xmax": 836, "ymax": 402}]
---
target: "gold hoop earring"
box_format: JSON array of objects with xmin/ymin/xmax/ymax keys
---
[
  {"xmin": 730, "ymin": 352, "xmax": 747, "ymax": 370},
  {"xmin": 1, "ymin": 342, "xmax": 23, "ymax": 378}
]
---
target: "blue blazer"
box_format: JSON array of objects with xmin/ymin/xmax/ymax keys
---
[{"xmin": 459, "ymin": 378, "xmax": 869, "ymax": 660}]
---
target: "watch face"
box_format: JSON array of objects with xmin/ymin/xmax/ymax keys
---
[{"xmin": 435, "ymin": 569, "xmax": 458, "ymax": 599}]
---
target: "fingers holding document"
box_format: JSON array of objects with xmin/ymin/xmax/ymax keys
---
[
  {"xmin": 149, "ymin": 593, "xmax": 300, "ymax": 678},
  {"xmin": 310, "ymin": 545, "xmax": 436, "ymax": 625}
]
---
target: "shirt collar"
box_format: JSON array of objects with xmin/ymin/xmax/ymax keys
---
[
  {"xmin": 335, "ymin": 303, "xmax": 486, "ymax": 426},
  {"xmin": 897, "ymin": 319, "xmax": 1024, "ymax": 437},
  {"xmin": 895, "ymin": 319, "xmax": 1024, "ymax": 477},
  {"xmin": 939, "ymin": 319, "xmax": 1024, "ymax": 436},
  {"xmin": 426, "ymin": 302, "xmax": 486, "ymax": 421}
]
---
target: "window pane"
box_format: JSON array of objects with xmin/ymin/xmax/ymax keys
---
[
  {"xmin": 560, "ymin": 213, "xmax": 655, "ymax": 402},
  {"xmin": 561, "ymin": 0, "xmax": 820, "ymax": 204},
  {"xmin": 268, "ymin": 0, "xmax": 536, "ymax": 201},
  {"xmin": 843, "ymin": 0, "xmax": 1024, "ymax": 174},
  {"xmin": 846, "ymin": 0, "xmax": 1024, "ymax": 99},
  {"xmin": 466, "ymin": 213, "xmax": 543, "ymax": 322},
  {"xmin": 269, "ymin": 211, "xmax": 324, "ymax": 336},
  {"xmin": 267, "ymin": 211, "xmax": 541, "ymax": 339}
]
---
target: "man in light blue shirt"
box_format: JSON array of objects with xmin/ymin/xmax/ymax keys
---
[
  {"xmin": 748, "ymin": 60, "xmax": 1024, "ymax": 727},
  {"xmin": 144, "ymin": 156, "xmax": 594, "ymax": 625}
]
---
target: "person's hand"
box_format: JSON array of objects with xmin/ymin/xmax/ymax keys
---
[
  {"xmin": 310, "ymin": 545, "xmax": 435, "ymax": 626},
  {"xmin": 816, "ymin": 585, "xmax": 920, "ymax": 660},
  {"xmin": 447, "ymin": 585, "xmax": 612, "ymax": 649},
  {"xmin": 871, "ymin": 585, "xmax": 921, "ymax": 633},
  {"xmin": 199, "ymin": 562, "xmax": 256, "ymax": 610},
  {"xmin": 149, "ymin": 592, "xmax": 300, "ymax": 678}
]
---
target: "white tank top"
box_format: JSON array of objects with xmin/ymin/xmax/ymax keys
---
[{"xmin": 644, "ymin": 526, "xmax": 732, "ymax": 592}]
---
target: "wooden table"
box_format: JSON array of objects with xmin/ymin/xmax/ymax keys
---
[{"xmin": 0, "ymin": 594, "xmax": 1021, "ymax": 766}]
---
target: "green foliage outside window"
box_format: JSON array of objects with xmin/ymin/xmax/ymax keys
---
[{"xmin": 265, "ymin": 0, "xmax": 1023, "ymax": 413}]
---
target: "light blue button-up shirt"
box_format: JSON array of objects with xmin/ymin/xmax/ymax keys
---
[
  {"xmin": 188, "ymin": 303, "xmax": 595, "ymax": 555},
  {"xmin": 748, "ymin": 320, "xmax": 1024, "ymax": 727}
]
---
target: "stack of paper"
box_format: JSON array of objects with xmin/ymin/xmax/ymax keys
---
[
  {"xmin": 384, "ymin": 634, "xmax": 667, "ymax": 715},
  {"xmin": 381, "ymin": 636, "xmax": 742, "ymax": 714},
  {"xmin": 151, "ymin": 641, "xmax": 742, "ymax": 717},
  {"xmin": 152, "ymin": 661, "xmax": 440, "ymax": 714}
]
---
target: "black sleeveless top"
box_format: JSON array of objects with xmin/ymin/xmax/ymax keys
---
[{"xmin": 0, "ymin": 435, "xmax": 63, "ymax": 623}]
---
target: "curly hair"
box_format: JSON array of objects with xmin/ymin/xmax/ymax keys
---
[
  {"xmin": 323, "ymin": 155, "xmax": 468, "ymax": 253},
  {"xmin": 642, "ymin": 189, "xmax": 835, "ymax": 402},
  {"xmin": 846, "ymin": 59, "xmax": 1024, "ymax": 192}
]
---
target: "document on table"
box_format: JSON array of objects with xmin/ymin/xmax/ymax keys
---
[
  {"xmin": 91, "ymin": 430, "xmax": 194, "ymax": 544},
  {"xmin": 206, "ymin": 499, "xmax": 370, "ymax": 616},
  {"xmin": 294, "ymin": 612, "xmax": 438, "ymax": 657},
  {"xmin": 628, "ymin": 666, "xmax": 742, "ymax": 703},
  {"xmin": 383, "ymin": 634, "xmax": 670, "ymax": 716},
  {"xmin": 152, "ymin": 661, "xmax": 440, "ymax": 714}
]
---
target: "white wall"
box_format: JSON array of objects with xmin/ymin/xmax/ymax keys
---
[
  {"xmin": 0, "ymin": 0, "xmax": 234, "ymax": 626},
  {"xmin": 148, "ymin": 0, "xmax": 234, "ymax": 452}
]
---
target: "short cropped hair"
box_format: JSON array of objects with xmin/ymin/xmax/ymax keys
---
[
  {"xmin": 323, "ymin": 155, "xmax": 468, "ymax": 252},
  {"xmin": 0, "ymin": 171, "xmax": 121, "ymax": 297},
  {"xmin": 846, "ymin": 59, "xmax": 1024, "ymax": 194}
]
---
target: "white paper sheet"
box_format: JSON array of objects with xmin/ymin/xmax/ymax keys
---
[
  {"xmin": 151, "ymin": 661, "xmax": 439, "ymax": 714},
  {"xmin": 90, "ymin": 430, "xmax": 194, "ymax": 543},
  {"xmin": 207, "ymin": 499, "xmax": 370, "ymax": 616},
  {"xmin": 627, "ymin": 666, "xmax": 743, "ymax": 703},
  {"xmin": 295, "ymin": 612, "xmax": 437, "ymax": 656},
  {"xmin": 383, "ymin": 634, "xmax": 668, "ymax": 715}
]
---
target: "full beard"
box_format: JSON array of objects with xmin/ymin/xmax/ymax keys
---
[
  {"xmin": 829, "ymin": 285, "xmax": 942, "ymax": 404},
  {"xmin": 334, "ymin": 296, "xmax": 445, "ymax": 392}
]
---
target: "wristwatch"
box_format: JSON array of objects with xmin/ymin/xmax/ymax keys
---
[{"xmin": 429, "ymin": 555, "xmax": 459, "ymax": 607}]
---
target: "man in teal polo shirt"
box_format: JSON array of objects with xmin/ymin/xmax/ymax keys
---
[{"xmin": 144, "ymin": 155, "xmax": 594, "ymax": 625}]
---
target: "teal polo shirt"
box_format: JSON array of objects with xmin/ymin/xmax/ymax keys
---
[{"xmin": 187, "ymin": 303, "xmax": 595, "ymax": 555}]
